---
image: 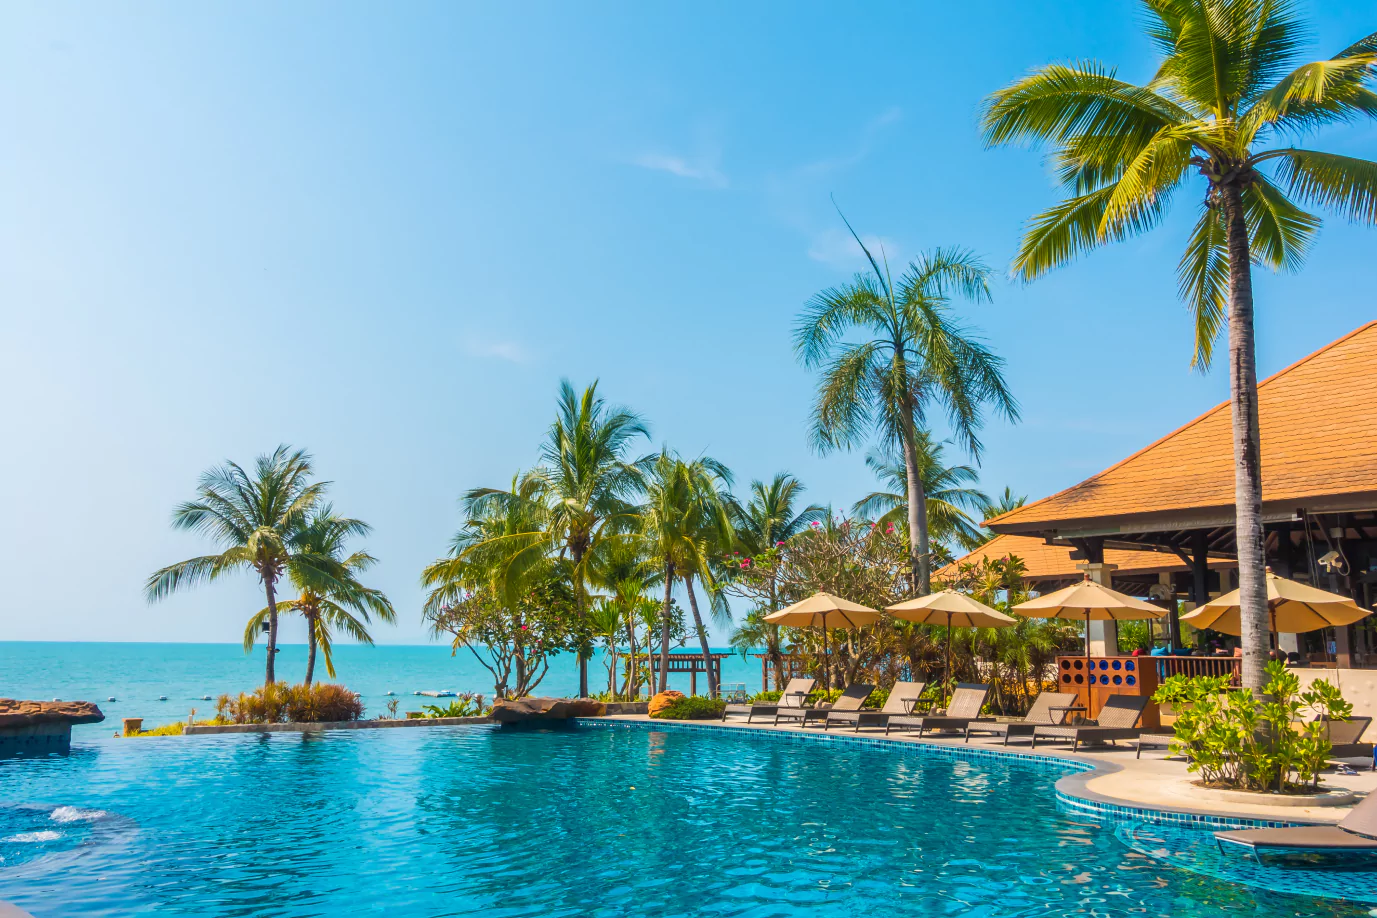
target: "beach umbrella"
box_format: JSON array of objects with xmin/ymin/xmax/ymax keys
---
[
  {"xmin": 1179, "ymin": 569, "xmax": 1370, "ymax": 640},
  {"xmin": 765, "ymin": 593, "xmax": 883, "ymax": 691},
  {"xmin": 887, "ymin": 590, "xmax": 1015, "ymax": 690},
  {"xmin": 1012, "ymin": 577, "xmax": 1164, "ymax": 661}
]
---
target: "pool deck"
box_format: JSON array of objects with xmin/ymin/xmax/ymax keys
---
[{"xmin": 596, "ymin": 714, "xmax": 1376, "ymax": 827}]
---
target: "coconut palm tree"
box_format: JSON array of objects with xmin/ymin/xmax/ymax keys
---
[
  {"xmin": 852, "ymin": 433, "xmax": 993, "ymax": 553},
  {"xmin": 982, "ymin": 0, "xmax": 1377, "ymax": 690},
  {"xmin": 587, "ymin": 535, "xmax": 663, "ymax": 698},
  {"xmin": 244, "ymin": 506, "xmax": 396, "ymax": 685},
  {"xmin": 146, "ymin": 446, "xmax": 326, "ymax": 685},
  {"xmin": 727, "ymin": 474, "xmax": 826, "ymax": 688},
  {"xmin": 468, "ymin": 380, "xmax": 648, "ymax": 697},
  {"xmin": 795, "ymin": 234, "xmax": 1018, "ymax": 597},
  {"xmin": 636, "ymin": 449, "xmax": 733, "ymax": 694}
]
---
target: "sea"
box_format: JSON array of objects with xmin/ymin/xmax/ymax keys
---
[{"xmin": 0, "ymin": 642, "xmax": 766, "ymax": 730}]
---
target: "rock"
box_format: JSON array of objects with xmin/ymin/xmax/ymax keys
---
[
  {"xmin": 0, "ymin": 699, "xmax": 105, "ymax": 729},
  {"xmin": 647, "ymin": 691, "xmax": 685, "ymax": 718},
  {"xmin": 489, "ymin": 697, "xmax": 605, "ymax": 723}
]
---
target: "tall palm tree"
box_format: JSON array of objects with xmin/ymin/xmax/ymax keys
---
[
  {"xmin": 728, "ymin": 474, "xmax": 826, "ymax": 688},
  {"xmin": 636, "ymin": 449, "xmax": 733, "ymax": 695},
  {"xmin": 244, "ymin": 506, "xmax": 396, "ymax": 685},
  {"xmin": 146, "ymin": 446, "xmax": 326, "ymax": 685},
  {"xmin": 469, "ymin": 380, "xmax": 648, "ymax": 697},
  {"xmin": 982, "ymin": 0, "xmax": 1377, "ymax": 690},
  {"xmin": 795, "ymin": 231, "xmax": 1018, "ymax": 597},
  {"xmin": 587, "ymin": 535, "xmax": 663, "ymax": 698},
  {"xmin": 852, "ymin": 433, "xmax": 993, "ymax": 553}
]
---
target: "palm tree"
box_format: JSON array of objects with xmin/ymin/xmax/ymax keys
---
[
  {"xmin": 982, "ymin": 1, "xmax": 1377, "ymax": 690},
  {"xmin": 146, "ymin": 446, "xmax": 326, "ymax": 685},
  {"xmin": 852, "ymin": 433, "xmax": 993, "ymax": 553},
  {"xmin": 795, "ymin": 232, "xmax": 1018, "ymax": 597},
  {"xmin": 636, "ymin": 449, "xmax": 733, "ymax": 695},
  {"xmin": 244, "ymin": 506, "xmax": 396, "ymax": 685},
  {"xmin": 469, "ymin": 381, "xmax": 648, "ymax": 697},
  {"xmin": 728, "ymin": 474, "xmax": 826, "ymax": 688},
  {"xmin": 587, "ymin": 535, "xmax": 663, "ymax": 698}
]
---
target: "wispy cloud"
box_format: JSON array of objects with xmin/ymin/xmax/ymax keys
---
[
  {"xmin": 461, "ymin": 335, "xmax": 530, "ymax": 364},
  {"xmin": 806, "ymin": 228, "xmax": 902, "ymax": 270},
  {"xmin": 630, "ymin": 151, "xmax": 728, "ymax": 189},
  {"xmin": 793, "ymin": 107, "xmax": 902, "ymax": 179}
]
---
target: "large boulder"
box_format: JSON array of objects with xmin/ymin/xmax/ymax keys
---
[
  {"xmin": 0, "ymin": 700, "xmax": 104, "ymax": 729},
  {"xmin": 647, "ymin": 691, "xmax": 684, "ymax": 718},
  {"xmin": 489, "ymin": 697, "xmax": 605, "ymax": 724}
]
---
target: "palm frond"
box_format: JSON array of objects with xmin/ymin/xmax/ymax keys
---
[
  {"xmin": 1176, "ymin": 202, "xmax": 1230, "ymax": 369},
  {"xmin": 1270, "ymin": 148, "xmax": 1377, "ymax": 224}
]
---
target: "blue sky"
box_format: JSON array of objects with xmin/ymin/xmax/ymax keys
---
[{"xmin": 2, "ymin": 2, "xmax": 1373, "ymax": 646}]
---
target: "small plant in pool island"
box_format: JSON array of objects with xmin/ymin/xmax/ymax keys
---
[
  {"xmin": 1154, "ymin": 660, "xmax": 1353, "ymax": 792},
  {"xmin": 217, "ymin": 682, "xmax": 365, "ymax": 724}
]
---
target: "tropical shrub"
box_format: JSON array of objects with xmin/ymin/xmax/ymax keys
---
[
  {"xmin": 219, "ymin": 682, "xmax": 364, "ymax": 724},
  {"xmin": 650, "ymin": 695, "xmax": 727, "ymax": 720},
  {"xmin": 750, "ymin": 690, "xmax": 782, "ymax": 703},
  {"xmin": 421, "ymin": 694, "xmax": 488, "ymax": 718},
  {"xmin": 1154, "ymin": 661, "xmax": 1353, "ymax": 792}
]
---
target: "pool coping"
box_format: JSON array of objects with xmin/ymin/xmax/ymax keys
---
[
  {"xmin": 578, "ymin": 717, "xmax": 1330, "ymax": 830},
  {"xmin": 183, "ymin": 715, "xmax": 494, "ymax": 735}
]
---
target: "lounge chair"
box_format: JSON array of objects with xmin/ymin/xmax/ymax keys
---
[
  {"xmin": 1030, "ymin": 695, "xmax": 1147, "ymax": 751},
  {"xmin": 964, "ymin": 691, "xmax": 1077, "ymax": 745},
  {"xmin": 720, "ymin": 677, "xmax": 815, "ymax": 723},
  {"xmin": 1323, "ymin": 716, "xmax": 1374, "ymax": 769},
  {"xmin": 776, "ymin": 682, "xmax": 874, "ymax": 727},
  {"xmin": 824, "ymin": 681, "xmax": 927, "ymax": 732},
  {"xmin": 1215, "ymin": 790, "xmax": 1377, "ymax": 862},
  {"xmin": 885, "ymin": 683, "xmax": 992, "ymax": 737}
]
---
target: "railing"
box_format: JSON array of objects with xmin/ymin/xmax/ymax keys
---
[{"xmin": 1151, "ymin": 655, "xmax": 1239, "ymax": 681}]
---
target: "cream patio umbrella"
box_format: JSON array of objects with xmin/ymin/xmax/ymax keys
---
[
  {"xmin": 887, "ymin": 590, "xmax": 1016, "ymax": 690},
  {"xmin": 1012, "ymin": 577, "xmax": 1165, "ymax": 662},
  {"xmin": 1179, "ymin": 569, "xmax": 1370, "ymax": 643},
  {"xmin": 764, "ymin": 592, "xmax": 883, "ymax": 691}
]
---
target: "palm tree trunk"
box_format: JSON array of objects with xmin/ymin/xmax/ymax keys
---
[
  {"xmin": 263, "ymin": 576, "xmax": 279, "ymax": 686},
  {"xmin": 624, "ymin": 616, "xmax": 638, "ymax": 699},
  {"xmin": 657, "ymin": 561, "xmax": 675, "ymax": 693},
  {"xmin": 572, "ymin": 544, "xmax": 589, "ymax": 698},
  {"xmin": 304, "ymin": 612, "xmax": 317, "ymax": 687},
  {"xmin": 1222, "ymin": 182, "xmax": 1269, "ymax": 693},
  {"xmin": 897, "ymin": 395, "xmax": 933, "ymax": 596},
  {"xmin": 684, "ymin": 576, "xmax": 717, "ymax": 697},
  {"xmin": 768, "ymin": 579, "xmax": 784, "ymax": 689}
]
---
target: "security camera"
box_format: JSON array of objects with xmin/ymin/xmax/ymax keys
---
[{"xmin": 1317, "ymin": 550, "xmax": 1342, "ymax": 572}]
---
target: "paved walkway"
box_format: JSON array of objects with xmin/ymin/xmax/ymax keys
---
[{"xmin": 601, "ymin": 714, "xmax": 1375, "ymax": 825}]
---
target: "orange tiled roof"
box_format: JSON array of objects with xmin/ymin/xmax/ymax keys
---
[
  {"xmin": 987, "ymin": 322, "xmax": 1377, "ymax": 534},
  {"xmin": 936, "ymin": 533, "xmax": 1230, "ymax": 583}
]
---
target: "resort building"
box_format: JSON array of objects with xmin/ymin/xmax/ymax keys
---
[{"xmin": 969, "ymin": 321, "xmax": 1377, "ymax": 668}]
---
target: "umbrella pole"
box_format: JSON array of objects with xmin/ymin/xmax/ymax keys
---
[
  {"xmin": 944, "ymin": 613, "xmax": 953, "ymax": 702},
  {"xmin": 821, "ymin": 624, "xmax": 830, "ymax": 692}
]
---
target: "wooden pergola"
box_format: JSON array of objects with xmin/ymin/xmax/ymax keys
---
[{"xmin": 645, "ymin": 652, "xmax": 731, "ymax": 696}]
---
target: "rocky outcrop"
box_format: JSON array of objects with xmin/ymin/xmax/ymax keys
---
[
  {"xmin": 0, "ymin": 700, "xmax": 104, "ymax": 729},
  {"xmin": 647, "ymin": 691, "xmax": 685, "ymax": 717},
  {"xmin": 489, "ymin": 697, "xmax": 605, "ymax": 723}
]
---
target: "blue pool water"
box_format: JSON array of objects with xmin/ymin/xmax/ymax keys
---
[{"xmin": 0, "ymin": 723, "xmax": 1369, "ymax": 917}]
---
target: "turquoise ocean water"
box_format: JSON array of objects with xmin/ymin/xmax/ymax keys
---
[{"xmin": 0, "ymin": 642, "xmax": 764, "ymax": 729}]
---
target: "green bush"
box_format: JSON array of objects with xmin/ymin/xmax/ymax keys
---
[
  {"xmin": 421, "ymin": 693, "xmax": 488, "ymax": 718},
  {"xmin": 1153, "ymin": 660, "xmax": 1353, "ymax": 792},
  {"xmin": 219, "ymin": 682, "xmax": 364, "ymax": 724},
  {"xmin": 649, "ymin": 696, "xmax": 727, "ymax": 720},
  {"xmin": 750, "ymin": 690, "xmax": 783, "ymax": 703}
]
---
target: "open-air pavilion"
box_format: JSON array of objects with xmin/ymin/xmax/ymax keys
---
[{"xmin": 976, "ymin": 321, "xmax": 1377, "ymax": 669}]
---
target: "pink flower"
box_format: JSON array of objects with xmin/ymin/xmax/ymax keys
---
[
  {"xmin": 885, "ymin": 524, "xmax": 895, "ymax": 534},
  {"xmin": 520, "ymin": 624, "xmax": 528, "ymax": 631},
  {"xmin": 810, "ymin": 521, "xmax": 821, "ymax": 528},
  {"xmin": 775, "ymin": 541, "xmax": 785, "ymax": 548},
  {"xmin": 740, "ymin": 559, "xmax": 752, "ymax": 570}
]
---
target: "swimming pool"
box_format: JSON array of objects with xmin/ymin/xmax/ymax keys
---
[{"xmin": 0, "ymin": 723, "xmax": 1368, "ymax": 917}]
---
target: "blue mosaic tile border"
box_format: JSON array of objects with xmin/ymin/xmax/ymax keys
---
[
  {"xmin": 578, "ymin": 717, "xmax": 1092, "ymax": 776},
  {"xmin": 581, "ymin": 718, "xmax": 1311, "ymax": 831},
  {"xmin": 1054, "ymin": 790, "xmax": 1303, "ymax": 830}
]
